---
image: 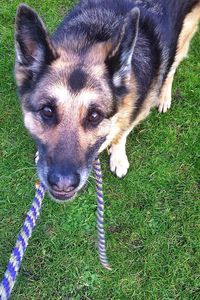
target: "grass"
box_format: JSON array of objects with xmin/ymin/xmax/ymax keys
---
[{"xmin": 0, "ymin": 1, "xmax": 199, "ymax": 299}]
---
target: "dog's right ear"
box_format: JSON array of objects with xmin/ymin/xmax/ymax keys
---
[
  {"xmin": 105, "ymin": 8, "xmax": 140, "ymax": 99},
  {"xmin": 15, "ymin": 4, "xmax": 58, "ymax": 90}
]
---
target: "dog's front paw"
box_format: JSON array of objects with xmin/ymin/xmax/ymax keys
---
[
  {"xmin": 110, "ymin": 150, "xmax": 130, "ymax": 178},
  {"xmin": 158, "ymin": 88, "xmax": 172, "ymax": 113},
  {"xmin": 158, "ymin": 97, "xmax": 171, "ymax": 113}
]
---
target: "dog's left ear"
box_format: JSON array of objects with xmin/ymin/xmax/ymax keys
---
[{"xmin": 106, "ymin": 8, "xmax": 140, "ymax": 94}]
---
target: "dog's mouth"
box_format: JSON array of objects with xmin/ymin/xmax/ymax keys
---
[
  {"xmin": 36, "ymin": 152, "xmax": 95, "ymax": 202},
  {"xmin": 48, "ymin": 188, "xmax": 77, "ymax": 202}
]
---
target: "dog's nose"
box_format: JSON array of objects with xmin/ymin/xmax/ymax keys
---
[{"xmin": 47, "ymin": 172, "xmax": 80, "ymax": 193}]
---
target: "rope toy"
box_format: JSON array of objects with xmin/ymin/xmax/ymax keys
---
[
  {"xmin": 0, "ymin": 158, "xmax": 110, "ymax": 300},
  {"xmin": 93, "ymin": 158, "xmax": 111, "ymax": 271}
]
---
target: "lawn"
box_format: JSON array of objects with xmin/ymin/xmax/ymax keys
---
[{"xmin": 0, "ymin": 1, "xmax": 199, "ymax": 299}]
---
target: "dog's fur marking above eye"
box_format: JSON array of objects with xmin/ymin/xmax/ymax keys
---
[
  {"xmin": 68, "ymin": 67, "xmax": 88, "ymax": 94},
  {"xmin": 15, "ymin": 0, "xmax": 200, "ymax": 200}
]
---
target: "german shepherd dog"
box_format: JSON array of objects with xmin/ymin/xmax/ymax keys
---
[{"xmin": 15, "ymin": 0, "xmax": 200, "ymax": 202}]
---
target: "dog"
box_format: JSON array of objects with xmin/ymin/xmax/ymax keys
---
[{"xmin": 14, "ymin": 0, "xmax": 200, "ymax": 202}]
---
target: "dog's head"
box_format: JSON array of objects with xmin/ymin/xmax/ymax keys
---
[{"xmin": 15, "ymin": 4, "xmax": 139, "ymax": 202}]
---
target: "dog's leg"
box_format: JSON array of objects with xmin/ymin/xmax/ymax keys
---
[
  {"xmin": 110, "ymin": 97, "xmax": 153, "ymax": 178},
  {"xmin": 158, "ymin": 4, "xmax": 200, "ymax": 113},
  {"xmin": 110, "ymin": 128, "xmax": 133, "ymax": 178},
  {"xmin": 158, "ymin": 71, "xmax": 174, "ymax": 113},
  {"xmin": 158, "ymin": 68, "xmax": 175, "ymax": 113},
  {"xmin": 110, "ymin": 120, "xmax": 139, "ymax": 178}
]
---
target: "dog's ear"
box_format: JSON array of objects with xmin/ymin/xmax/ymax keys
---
[
  {"xmin": 15, "ymin": 4, "xmax": 58, "ymax": 89},
  {"xmin": 106, "ymin": 8, "xmax": 140, "ymax": 94}
]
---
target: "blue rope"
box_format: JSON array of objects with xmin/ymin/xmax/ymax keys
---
[
  {"xmin": 0, "ymin": 183, "xmax": 46, "ymax": 300},
  {"xmin": 94, "ymin": 158, "xmax": 112, "ymax": 270},
  {"xmin": 0, "ymin": 159, "xmax": 110, "ymax": 300}
]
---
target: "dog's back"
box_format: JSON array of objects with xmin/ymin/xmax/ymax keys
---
[
  {"xmin": 53, "ymin": 0, "xmax": 199, "ymax": 97},
  {"xmin": 54, "ymin": 0, "xmax": 199, "ymax": 48}
]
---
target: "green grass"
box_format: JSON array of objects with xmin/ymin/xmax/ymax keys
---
[{"xmin": 0, "ymin": 1, "xmax": 199, "ymax": 299}]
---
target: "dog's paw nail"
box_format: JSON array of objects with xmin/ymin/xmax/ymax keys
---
[{"xmin": 158, "ymin": 100, "xmax": 171, "ymax": 113}]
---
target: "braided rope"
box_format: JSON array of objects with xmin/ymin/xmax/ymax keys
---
[
  {"xmin": 0, "ymin": 183, "xmax": 46, "ymax": 300},
  {"xmin": 0, "ymin": 159, "xmax": 110, "ymax": 300},
  {"xmin": 94, "ymin": 158, "xmax": 111, "ymax": 270}
]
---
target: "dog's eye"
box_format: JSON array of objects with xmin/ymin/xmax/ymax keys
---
[
  {"xmin": 88, "ymin": 110, "xmax": 103, "ymax": 126},
  {"xmin": 41, "ymin": 106, "xmax": 54, "ymax": 118}
]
